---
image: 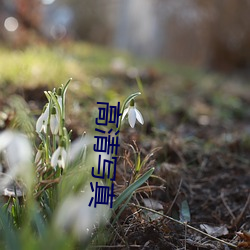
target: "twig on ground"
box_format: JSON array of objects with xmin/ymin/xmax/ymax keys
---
[
  {"xmin": 233, "ymin": 192, "xmax": 250, "ymax": 227},
  {"xmin": 89, "ymin": 244, "xmax": 141, "ymax": 248},
  {"xmin": 221, "ymin": 189, "xmax": 236, "ymax": 221},
  {"xmin": 166, "ymin": 178, "xmax": 183, "ymax": 215}
]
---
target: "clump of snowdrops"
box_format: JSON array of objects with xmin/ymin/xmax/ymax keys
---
[{"xmin": 0, "ymin": 79, "xmax": 154, "ymax": 249}]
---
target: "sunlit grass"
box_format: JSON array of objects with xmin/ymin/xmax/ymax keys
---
[
  {"xmin": 0, "ymin": 44, "xmax": 85, "ymax": 86},
  {"xmin": 0, "ymin": 42, "xmax": 205, "ymax": 87},
  {"xmin": 0, "ymin": 41, "xmax": 248, "ymax": 129}
]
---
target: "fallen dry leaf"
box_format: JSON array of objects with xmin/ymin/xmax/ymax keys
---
[
  {"xmin": 143, "ymin": 198, "xmax": 164, "ymax": 211},
  {"xmin": 237, "ymin": 231, "xmax": 250, "ymax": 248},
  {"xmin": 200, "ymin": 224, "xmax": 229, "ymax": 237}
]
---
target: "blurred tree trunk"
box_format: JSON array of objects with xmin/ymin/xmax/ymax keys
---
[
  {"xmin": 0, "ymin": 0, "xmax": 42, "ymax": 46},
  {"xmin": 15, "ymin": 0, "xmax": 42, "ymax": 45},
  {"xmin": 67, "ymin": 0, "xmax": 114, "ymax": 44},
  {"xmin": 161, "ymin": 0, "xmax": 250, "ymax": 71},
  {"xmin": 16, "ymin": 0, "xmax": 41, "ymax": 31},
  {"xmin": 204, "ymin": 0, "xmax": 250, "ymax": 71}
]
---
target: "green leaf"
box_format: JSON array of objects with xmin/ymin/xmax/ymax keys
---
[
  {"xmin": 112, "ymin": 192, "xmax": 133, "ymax": 224},
  {"xmin": 61, "ymin": 78, "xmax": 72, "ymax": 123},
  {"xmin": 62, "ymin": 78, "xmax": 72, "ymax": 98},
  {"xmin": 135, "ymin": 152, "xmax": 141, "ymax": 173},
  {"xmin": 113, "ymin": 167, "xmax": 154, "ymax": 211}
]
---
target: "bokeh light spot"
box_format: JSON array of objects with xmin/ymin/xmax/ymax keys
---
[
  {"xmin": 41, "ymin": 0, "xmax": 55, "ymax": 5},
  {"xmin": 4, "ymin": 17, "xmax": 19, "ymax": 32},
  {"xmin": 50, "ymin": 24, "xmax": 67, "ymax": 40}
]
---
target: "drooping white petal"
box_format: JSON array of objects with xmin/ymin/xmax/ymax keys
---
[
  {"xmin": 36, "ymin": 113, "xmax": 45, "ymax": 133},
  {"xmin": 50, "ymin": 114, "xmax": 59, "ymax": 135},
  {"xmin": 51, "ymin": 147, "xmax": 61, "ymax": 168},
  {"xmin": 57, "ymin": 96, "xmax": 63, "ymax": 112},
  {"xmin": 121, "ymin": 107, "xmax": 129, "ymax": 120},
  {"xmin": 61, "ymin": 148, "xmax": 67, "ymax": 160},
  {"xmin": 44, "ymin": 103, "xmax": 50, "ymax": 117},
  {"xmin": 135, "ymin": 108, "xmax": 144, "ymax": 125},
  {"xmin": 59, "ymin": 148, "xmax": 67, "ymax": 169},
  {"xmin": 36, "ymin": 104, "xmax": 50, "ymax": 134},
  {"xmin": 128, "ymin": 107, "xmax": 136, "ymax": 128},
  {"xmin": 57, "ymin": 158, "xmax": 64, "ymax": 169},
  {"xmin": 41, "ymin": 122, "xmax": 48, "ymax": 133}
]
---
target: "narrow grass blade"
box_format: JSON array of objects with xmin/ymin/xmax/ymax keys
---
[{"xmin": 112, "ymin": 192, "xmax": 133, "ymax": 225}]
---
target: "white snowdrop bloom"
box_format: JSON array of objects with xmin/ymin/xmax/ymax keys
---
[
  {"xmin": 50, "ymin": 106, "xmax": 59, "ymax": 135},
  {"xmin": 0, "ymin": 130, "xmax": 33, "ymax": 189},
  {"xmin": 54, "ymin": 187, "xmax": 110, "ymax": 241},
  {"xmin": 122, "ymin": 99, "xmax": 144, "ymax": 128},
  {"xmin": 36, "ymin": 103, "xmax": 50, "ymax": 133},
  {"xmin": 57, "ymin": 95, "xmax": 63, "ymax": 112},
  {"xmin": 51, "ymin": 145, "xmax": 67, "ymax": 169}
]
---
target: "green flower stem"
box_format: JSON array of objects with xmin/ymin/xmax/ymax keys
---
[
  {"xmin": 52, "ymin": 134, "xmax": 56, "ymax": 152},
  {"xmin": 62, "ymin": 127, "xmax": 70, "ymax": 150},
  {"xmin": 44, "ymin": 139, "xmax": 50, "ymax": 165},
  {"xmin": 44, "ymin": 95, "xmax": 53, "ymax": 164}
]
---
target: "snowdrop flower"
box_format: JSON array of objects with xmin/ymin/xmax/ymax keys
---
[
  {"xmin": 50, "ymin": 106, "xmax": 59, "ymax": 135},
  {"xmin": 51, "ymin": 143, "xmax": 67, "ymax": 169},
  {"xmin": 122, "ymin": 99, "xmax": 144, "ymax": 128},
  {"xmin": 36, "ymin": 103, "xmax": 50, "ymax": 133},
  {"xmin": 54, "ymin": 186, "xmax": 110, "ymax": 241},
  {"xmin": 0, "ymin": 130, "xmax": 33, "ymax": 190}
]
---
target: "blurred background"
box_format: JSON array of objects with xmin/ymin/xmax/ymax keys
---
[{"xmin": 1, "ymin": 0, "xmax": 250, "ymax": 73}]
